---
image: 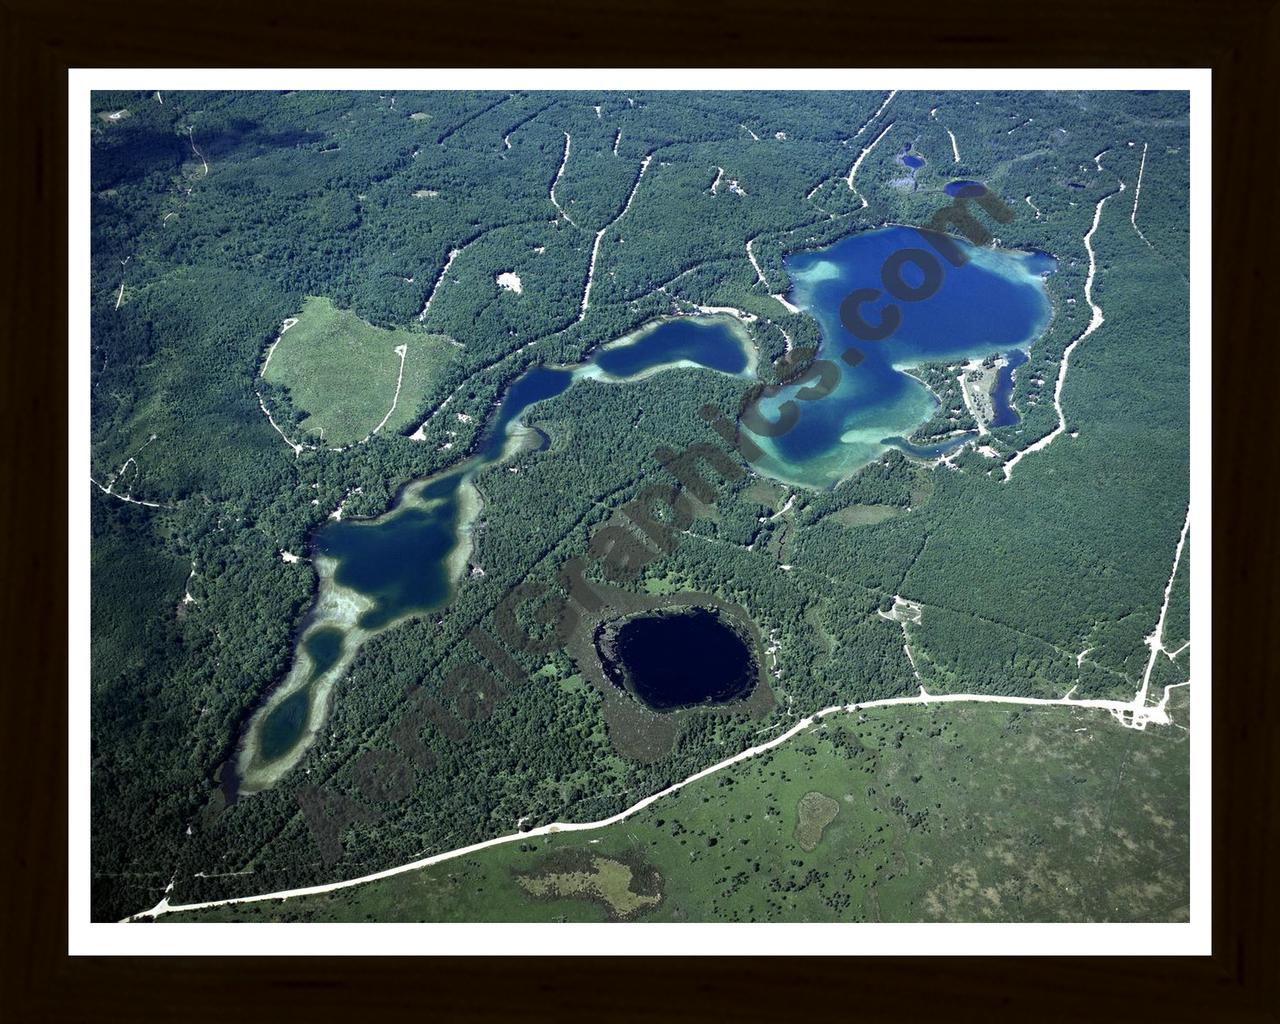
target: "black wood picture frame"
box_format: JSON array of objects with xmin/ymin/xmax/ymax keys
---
[{"xmin": 3, "ymin": 0, "xmax": 1275, "ymax": 1018}]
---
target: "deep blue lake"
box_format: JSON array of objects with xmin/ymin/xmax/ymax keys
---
[
  {"xmin": 600, "ymin": 608, "xmax": 757, "ymax": 711},
  {"xmin": 595, "ymin": 316, "xmax": 750, "ymax": 378},
  {"xmin": 748, "ymin": 225, "xmax": 1055, "ymax": 486}
]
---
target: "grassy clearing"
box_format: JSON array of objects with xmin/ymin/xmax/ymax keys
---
[
  {"xmin": 744, "ymin": 480, "xmax": 787, "ymax": 508},
  {"xmin": 263, "ymin": 295, "xmax": 457, "ymax": 445},
  {"xmin": 831, "ymin": 504, "xmax": 905, "ymax": 527},
  {"xmin": 165, "ymin": 695, "xmax": 1188, "ymax": 923}
]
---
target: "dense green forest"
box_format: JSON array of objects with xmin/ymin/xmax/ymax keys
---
[{"xmin": 89, "ymin": 90, "xmax": 1190, "ymax": 921}]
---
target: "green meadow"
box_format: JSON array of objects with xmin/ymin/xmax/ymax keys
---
[
  {"xmin": 167, "ymin": 693, "xmax": 1189, "ymax": 923},
  {"xmin": 262, "ymin": 296, "xmax": 457, "ymax": 445}
]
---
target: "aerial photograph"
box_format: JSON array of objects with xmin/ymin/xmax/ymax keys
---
[{"xmin": 88, "ymin": 87, "xmax": 1193, "ymax": 927}]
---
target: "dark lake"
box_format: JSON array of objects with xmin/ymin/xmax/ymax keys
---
[
  {"xmin": 258, "ymin": 685, "xmax": 310, "ymax": 763},
  {"xmin": 304, "ymin": 625, "xmax": 345, "ymax": 676},
  {"xmin": 903, "ymin": 154, "xmax": 925, "ymax": 169},
  {"xmin": 944, "ymin": 179, "xmax": 985, "ymax": 196},
  {"xmin": 314, "ymin": 471, "xmax": 466, "ymax": 631},
  {"xmin": 600, "ymin": 608, "xmax": 757, "ymax": 712}
]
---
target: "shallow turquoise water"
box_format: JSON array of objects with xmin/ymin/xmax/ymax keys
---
[{"xmin": 749, "ymin": 226, "xmax": 1055, "ymax": 487}]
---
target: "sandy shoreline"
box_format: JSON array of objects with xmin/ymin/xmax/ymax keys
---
[{"xmin": 236, "ymin": 468, "xmax": 484, "ymax": 794}]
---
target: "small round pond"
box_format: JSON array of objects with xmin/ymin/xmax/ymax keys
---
[{"xmin": 597, "ymin": 608, "xmax": 758, "ymax": 712}]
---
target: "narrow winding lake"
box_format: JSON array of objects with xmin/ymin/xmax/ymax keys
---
[
  {"xmin": 748, "ymin": 226, "xmax": 1056, "ymax": 487},
  {"xmin": 989, "ymin": 348, "xmax": 1030, "ymax": 429},
  {"xmin": 233, "ymin": 314, "xmax": 755, "ymax": 792}
]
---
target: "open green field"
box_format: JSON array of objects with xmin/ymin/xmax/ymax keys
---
[
  {"xmin": 262, "ymin": 296, "xmax": 457, "ymax": 445},
  {"xmin": 831, "ymin": 504, "xmax": 906, "ymax": 528},
  {"xmin": 166, "ymin": 692, "xmax": 1189, "ymax": 923}
]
